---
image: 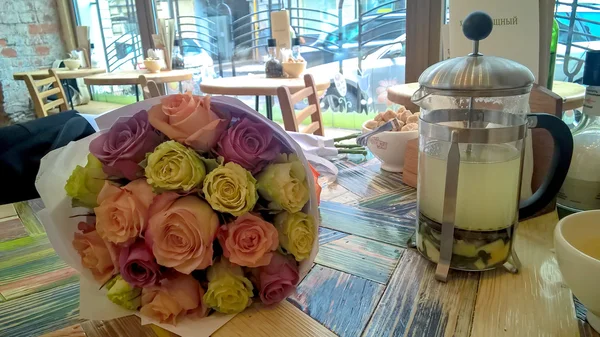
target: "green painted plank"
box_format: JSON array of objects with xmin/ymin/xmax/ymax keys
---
[
  {"xmin": 288, "ymin": 265, "xmax": 385, "ymax": 337},
  {"xmin": 0, "ymin": 254, "xmax": 69, "ymax": 286},
  {"xmin": 320, "ymin": 201, "xmax": 414, "ymax": 247},
  {"xmin": 0, "ymin": 282, "xmax": 81, "ymax": 337},
  {"xmin": 14, "ymin": 201, "xmax": 46, "ymax": 236},
  {"xmin": 0, "ymin": 234, "xmax": 50, "ymax": 255},
  {"xmin": 0, "ymin": 293, "xmax": 5, "ymax": 303},
  {"xmin": 362, "ymin": 249, "xmax": 480, "ymax": 337},
  {"xmin": 315, "ymin": 235, "xmax": 403, "ymax": 284}
]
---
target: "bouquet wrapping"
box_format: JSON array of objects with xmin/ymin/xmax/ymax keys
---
[{"xmin": 35, "ymin": 95, "xmax": 319, "ymax": 337}]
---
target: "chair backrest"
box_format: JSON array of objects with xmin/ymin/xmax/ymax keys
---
[
  {"xmin": 139, "ymin": 75, "xmax": 161, "ymax": 99},
  {"xmin": 23, "ymin": 69, "xmax": 68, "ymax": 118},
  {"xmin": 277, "ymin": 74, "xmax": 325, "ymax": 136}
]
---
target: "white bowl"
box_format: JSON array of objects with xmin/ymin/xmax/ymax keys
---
[
  {"xmin": 554, "ymin": 210, "xmax": 600, "ymax": 333},
  {"xmin": 63, "ymin": 59, "xmax": 81, "ymax": 70},
  {"xmin": 361, "ymin": 121, "xmax": 418, "ymax": 172}
]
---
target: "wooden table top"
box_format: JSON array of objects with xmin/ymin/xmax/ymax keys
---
[
  {"xmin": 387, "ymin": 81, "xmax": 586, "ymax": 111},
  {"xmin": 200, "ymin": 74, "xmax": 331, "ymax": 96},
  {"xmin": 13, "ymin": 68, "xmax": 106, "ymax": 81},
  {"xmin": 0, "ymin": 156, "xmax": 596, "ymax": 337},
  {"xmin": 83, "ymin": 69, "xmax": 193, "ymax": 86}
]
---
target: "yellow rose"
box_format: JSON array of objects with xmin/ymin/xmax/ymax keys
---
[
  {"xmin": 106, "ymin": 275, "xmax": 142, "ymax": 310},
  {"xmin": 64, "ymin": 153, "xmax": 106, "ymax": 208},
  {"xmin": 203, "ymin": 259, "xmax": 254, "ymax": 314},
  {"xmin": 256, "ymin": 154, "xmax": 309, "ymax": 213},
  {"xmin": 202, "ymin": 162, "xmax": 258, "ymax": 216},
  {"xmin": 145, "ymin": 141, "xmax": 206, "ymax": 192},
  {"xmin": 274, "ymin": 211, "xmax": 316, "ymax": 262}
]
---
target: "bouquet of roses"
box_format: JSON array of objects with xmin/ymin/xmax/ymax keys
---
[{"xmin": 35, "ymin": 94, "xmax": 319, "ymax": 336}]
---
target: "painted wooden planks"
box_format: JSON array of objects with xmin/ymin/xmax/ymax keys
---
[
  {"xmin": 289, "ymin": 265, "xmax": 384, "ymax": 337},
  {"xmin": 0, "ymin": 267, "xmax": 78, "ymax": 300},
  {"xmin": 214, "ymin": 301, "xmax": 337, "ymax": 337},
  {"xmin": 358, "ymin": 189, "xmax": 417, "ymax": 218},
  {"xmin": 471, "ymin": 212, "xmax": 580, "ymax": 337},
  {"xmin": 14, "ymin": 201, "xmax": 46, "ymax": 236},
  {"xmin": 334, "ymin": 161, "xmax": 405, "ymax": 198},
  {"xmin": 0, "ymin": 204, "xmax": 17, "ymax": 219},
  {"xmin": 81, "ymin": 316, "xmax": 158, "ymax": 337},
  {"xmin": 41, "ymin": 324, "xmax": 86, "ymax": 337},
  {"xmin": 315, "ymin": 235, "xmax": 403, "ymax": 284},
  {"xmin": 0, "ymin": 282, "xmax": 81, "ymax": 337},
  {"xmin": 320, "ymin": 201, "xmax": 414, "ymax": 247},
  {"xmin": 362, "ymin": 249, "xmax": 479, "ymax": 337},
  {"xmin": 0, "ymin": 216, "xmax": 28, "ymax": 243},
  {"xmin": 319, "ymin": 227, "xmax": 348, "ymax": 245}
]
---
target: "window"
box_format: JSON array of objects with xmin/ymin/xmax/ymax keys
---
[{"xmin": 553, "ymin": 1, "xmax": 600, "ymax": 83}]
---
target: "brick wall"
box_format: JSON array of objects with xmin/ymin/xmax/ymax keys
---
[{"xmin": 0, "ymin": 0, "xmax": 66, "ymax": 124}]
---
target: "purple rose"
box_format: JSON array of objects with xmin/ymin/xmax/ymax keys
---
[
  {"xmin": 216, "ymin": 118, "xmax": 280, "ymax": 174},
  {"xmin": 119, "ymin": 240, "xmax": 160, "ymax": 288},
  {"xmin": 90, "ymin": 110, "xmax": 161, "ymax": 180}
]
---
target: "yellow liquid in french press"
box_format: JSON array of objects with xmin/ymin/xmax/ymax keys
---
[
  {"xmin": 419, "ymin": 144, "xmax": 521, "ymax": 230},
  {"xmin": 416, "ymin": 143, "xmax": 521, "ymax": 270}
]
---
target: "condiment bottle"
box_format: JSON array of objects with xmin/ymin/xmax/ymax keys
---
[
  {"xmin": 172, "ymin": 39, "xmax": 185, "ymax": 70},
  {"xmin": 265, "ymin": 38, "xmax": 283, "ymax": 78},
  {"xmin": 557, "ymin": 50, "xmax": 600, "ymax": 214}
]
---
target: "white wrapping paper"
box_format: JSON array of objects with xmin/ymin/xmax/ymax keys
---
[{"xmin": 34, "ymin": 96, "xmax": 320, "ymax": 336}]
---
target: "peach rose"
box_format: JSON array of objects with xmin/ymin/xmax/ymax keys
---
[
  {"xmin": 94, "ymin": 180, "xmax": 155, "ymax": 246},
  {"xmin": 217, "ymin": 213, "xmax": 279, "ymax": 267},
  {"xmin": 146, "ymin": 192, "xmax": 219, "ymax": 274},
  {"xmin": 140, "ymin": 273, "xmax": 208, "ymax": 325},
  {"xmin": 72, "ymin": 224, "xmax": 119, "ymax": 284},
  {"xmin": 148, "ymin": 93, "xmax": 230, "ymax": 152}
]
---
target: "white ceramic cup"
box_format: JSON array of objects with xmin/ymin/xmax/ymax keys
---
[{"xmin": 554, "ymin": 210, "xmax": 600, "ymax": 332}]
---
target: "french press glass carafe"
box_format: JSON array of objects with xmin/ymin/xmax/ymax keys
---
[{"xmin": 411, "ymin": 12, "xmax": 574, "ymax": 282}]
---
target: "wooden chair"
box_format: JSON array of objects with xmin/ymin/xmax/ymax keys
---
[
  {"xmin": 277, "ymin": 74, "xmax": 325, "ymax": 136},
  {"xmin": 23, "ymin": 69, "xmax": 68, "ymax": 118},
  {"xmin": 139, "ymin": 75, "xmax": 161, "ymax": 99}
]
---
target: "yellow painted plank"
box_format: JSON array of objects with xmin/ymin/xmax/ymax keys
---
[
  {"xmin": 471, "ymin": 212, "xmax": 580, "ymax": 337},
  {"xmin": 213, "ymin": 301, "xmax": 337, "ymax": 337},
  {"xmin": 0, "ymin": 204, "xmax": 17, "ymax": 219}
]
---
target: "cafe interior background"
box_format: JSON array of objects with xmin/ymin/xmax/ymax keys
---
[{"xmin": 1, "ymin": 0, "xmax": 597, "ymax": 128}]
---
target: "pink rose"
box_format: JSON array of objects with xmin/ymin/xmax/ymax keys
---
[
  {"xmin": 72, "ymin": 224, "xmax": 120, "ymax": 284},
  {"xmin": 257, "ymin": 253, "xmax": 299, "ymax": 305},
  {"xmin": 217, "ymin": 213, "xmax": 279, "ymax": 267},
  {"xmin": 140, "ymin": 273, "xmax": 208, "ymax": 325},
  {"xmin": 148, "ymin": 93, "xmax": 230, "ymax": 152},
  {"xmin": 216, "ymin": 118, "xmax": 280, "ymax": 174},
  {"xmin": 119, "ymin": 240, "xmax": 161, "ymax": 287},
  {"xmin": 95, "ymin": 180, "xmax": 155, "ymax": 245},
  {"xmin": 89, "ymin": 110, "xmax": 161, "ymax": 180},
  {"xmin": 147, "ymin": 192, "xmax": 219, "ymax": 274}
]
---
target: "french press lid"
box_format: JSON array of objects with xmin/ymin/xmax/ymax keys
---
[{"xmin": 417, "ymin": 11, "xmax": 535, "ymax": 97}]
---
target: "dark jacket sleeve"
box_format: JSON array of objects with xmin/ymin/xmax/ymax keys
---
[{"xmin": 0, "ymin": 112, "xmax": 96, "ymax": 204}]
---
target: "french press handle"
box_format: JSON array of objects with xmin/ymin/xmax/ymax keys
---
[{"xmin": 519, "ymin": 113, "xmax": 574, "ymax": 219}]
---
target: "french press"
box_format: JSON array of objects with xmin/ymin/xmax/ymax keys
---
[{"xmin": 411, "ymin": 12, "xmax": 574, "ymax": 282}]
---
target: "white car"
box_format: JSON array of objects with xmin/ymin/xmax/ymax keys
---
[{"xmin": 307, "ymin": 35, "xmax": 406, "ymax": 114}]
